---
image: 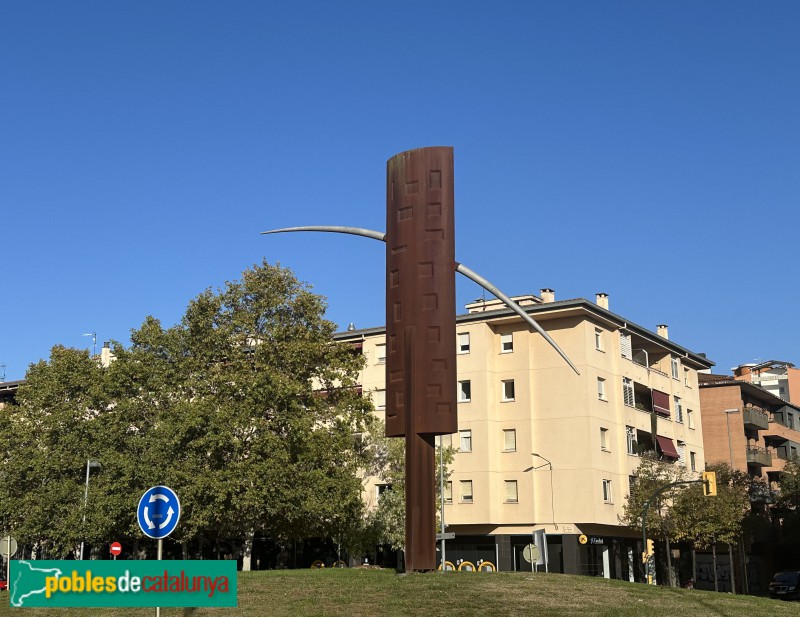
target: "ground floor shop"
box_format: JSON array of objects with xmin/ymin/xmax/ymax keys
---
[{"xmin": 440, "ymin": 527, "xmax": 646, "ymax": 581}]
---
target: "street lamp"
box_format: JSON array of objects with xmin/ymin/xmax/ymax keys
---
[
  {"xmin": 523, "ymin": 453, "xmax": 556, "ymax": 573},
  {"xmin": 79, "ymin": 459, "xmax": 102, "ymax": 560},
  {"xmin": 724, "ymin": 409, "xmax": 740, "ymax": 470},
  {"xmin": 723, "ymin": 408, "xmax": 741, "ymax": 594},
  {"xmin": 530, "ymin": 453, "xmax": 557, "ymax": 531}
]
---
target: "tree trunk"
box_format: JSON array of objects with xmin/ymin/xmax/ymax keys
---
[
  {"xmin": 712, "ymin": 541, "xmax": 718, "ymax": 592},
  {"xmin": 242, "ymin": 530, "xmax": 255, "ymax": 571},
  {"xmin": 739, "ymin": 539, "xmax": 749, "ymax": 594},
  {"xmin": 665, "ymin": 537, "xmax": 674, "ymax": 587},
  {"xmin": 691, "ymin": 547, "xmax": 696, "ymax": 588},
  {"xmin": 182, "ymin": 541, "xmax": 189, "ymax": 560},
  {"xmin": 728, "ymin": 543, "xmax": 736, "ymax": 594}
]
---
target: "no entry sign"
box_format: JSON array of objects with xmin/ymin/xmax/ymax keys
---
[{"xmin": 110, "ymin": 542, "xmax": 122, "ymax": 556}]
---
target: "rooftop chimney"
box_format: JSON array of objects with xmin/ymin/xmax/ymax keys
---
[
  {"xmin": 595, "ymin": 293, "xmax": 609, "ymax": 309},
  {"xmin": 657, "ymin": 324, "xmax": 669, "ymax": 339},
  {"xmin": 540, "ymin": 288, "xmax": 555, "ymax": 303}
]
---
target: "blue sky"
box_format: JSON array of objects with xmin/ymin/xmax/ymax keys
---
[{"xmin": 2, "ymin": 2, "xmax": 799, "ymax": 381}]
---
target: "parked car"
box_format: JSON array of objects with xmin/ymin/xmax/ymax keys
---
[
  {"xmin": 769, "ymin": 571, "xmax": 800, "ymax": 600},
  {"xmin": 0, "ymin": 577, "xmax": 7, "ymax": 591}
]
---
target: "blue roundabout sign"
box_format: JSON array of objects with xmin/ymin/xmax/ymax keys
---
[{"xmin": 137, "ymin": 486, "xmax": 181, "ymax": 539}]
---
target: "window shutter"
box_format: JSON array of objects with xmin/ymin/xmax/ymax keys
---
[{"xmin": 620, "ymin": 333, "xmax": 632, "ymax": 360}]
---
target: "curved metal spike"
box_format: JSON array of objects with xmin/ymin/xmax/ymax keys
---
[
  {"xmin": 261, "ymin": 226, "xmax": 578, "ymax": 374},
  {"xmin": 455, "ymin": 262, "xmax": 580, "ymax": 375},
  {"xmin": 261, "ymin": 226, "xmax": 386, "ymax": 242}
]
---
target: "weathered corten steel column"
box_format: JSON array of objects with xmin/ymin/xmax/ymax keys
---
[{"xmin": 385, "ymin": 147, "xmax": 458, "ymax": 571}]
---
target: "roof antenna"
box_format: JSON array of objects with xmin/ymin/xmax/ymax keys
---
[{"xmin": 82, "ymin": 332, "xmax": 97, "ymax": 357}]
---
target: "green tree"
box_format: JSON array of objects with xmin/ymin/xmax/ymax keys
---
[
  {"xmin": 671, "ymin": 464, "xmax": 751, "ymax": 550},
  {"xmin": 0, "ymin": 261, "xmax": 373, "ymax": 561},
  {"xmin": 621, "ymin": 454, "xmax": 687, "ymax": 541},
  {"xmin": 0, "ymin": 346, "xmax": 113, "ymax": 557},
  {"xmin": 356, "ymin": 420, "xmax": 455, "ymax": 554}
]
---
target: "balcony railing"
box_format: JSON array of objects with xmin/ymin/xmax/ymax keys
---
[
  {"xmin": 743, "ymin": 406, "xmax": 770, "ymax": 430},
  {"xmin": 746, "ymin": 446, "xmax": 772, "ymax": 467}
]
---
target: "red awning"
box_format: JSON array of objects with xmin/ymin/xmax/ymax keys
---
[
  {"xmin": 656, "ymin": 435, "xmax": 679, "ymax": 459},
  {"xmin": 651, "ymin": 390, "xmax": 671, "ymax": 417}
]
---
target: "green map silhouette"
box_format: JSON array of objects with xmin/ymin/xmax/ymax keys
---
[{"xmin": 10, "ymin": 561, "xmax": 63, "ymax": 607}]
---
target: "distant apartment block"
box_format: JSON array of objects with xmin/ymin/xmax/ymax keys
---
[
  {"xmin": 699, "ymin": 373, "xmax": 800, "ymax": 490},
  {"xmin": 732, "ymin": 360, "xmax": 800, "ymax": 405}
]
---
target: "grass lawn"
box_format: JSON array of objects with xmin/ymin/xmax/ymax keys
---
[{"xmin": 2, "ymin": 568, "xmax": 797, "ymax": 617}]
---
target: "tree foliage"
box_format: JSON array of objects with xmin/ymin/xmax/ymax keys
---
[
  {"xmin": 354, "ymin": 420, "xmax": 455, "ymax": 553},
  {"xmin": 621, "ymin": 454, "xmax": 687, "ymax": 540},
  {"xmin": 0, "ymin": 261, "xmax": 372, "ymax": 556},
  {"xmin": 671, "ymin": 464, "xmax": 752, "ymax": 548}
]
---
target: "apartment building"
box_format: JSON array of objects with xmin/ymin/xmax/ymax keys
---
[
  {"xmin": 0, "ymin": 379, "xmax": 21, "ymax": 409},
  {"xmin": 337, "ymin": 290, "xmax": 713, "ymax": 578},
  {"xmin": 699, "ymin": 373, "xmax": 800, "ymax": 487},
  {"xmin": 732, "ymin": 361, "xmax": 800, "ymax": 405}
]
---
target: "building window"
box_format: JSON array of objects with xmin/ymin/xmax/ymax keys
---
[
  {"xmin": 622, "ymin": 378, "xmax": 635, "ymax": 407},
  {"xmin": 375, "ymin": 343, "xmax": 386, "ymax": 364},
  {"xmin": 460, "ymin": 480, "xmax": 473, "ymax": 503},
  {"xmin": 690, "ymin": 451, "xmax": 697, "ymax": 472},
  {"xmin": 458, "ymin": 380, "xmax": 472, "ymax": 402},
  {"xmin": 600, "ymin": 427, "xmax": 609, "ymax": 451},
  {"xmin": 602, "ymin": 479, "xmax": 613, "ymax": 503},
  {"xmin": 501, "ymin": 333, "xmax": 514, "ymax": 353},
  {"xmin": 677, "ymin": 440, "xmax": 686, "ymax": 467},
  {"xmin": 789, "ymin": 414, "xmax": 795, "ymax": 430},
  {"xmin": 374, "ymin": 389, "xmax": 386, "ymax": 409},
  {"xmin": 503, "ymin": 429, "xmax": 517, "ymax": 452},
  {"xmin": 444, "ymin": 481, "xmax": 452, "ymax": 503},
  {"xmin": 626, "ymin": 426, "xmax": 636, "ymax": 455},
  {"xmin": 628, "ymin": 475, "xmax": 636, "ymax": 499},
  {"xmin": 620, "ymin": 332, "xmax": 632, "ymax": 360},
  {"xmin": 687, "ymin": 409, "xmax": 694, "ymax": 429},
  {"xmin": 505, "ymin": 480, "xmax": 519, "ymax": 503},
  {"xmin": 502, "ymin": 379, "xmax": 516, "ymax": 402},
  {"xmin": 597, "ymin": 377, "xmax": 606, "ymax": 401},
  {"xmin": 377, "ymin": 483, "xmax": 391, "ymax": 502},
  {"xmin": 684, "ymin": 368, "xmax": 691, "ymax": 387},
  {"xmin": 671, "ymin": 356, "xmax": 680, "ymax": 380},
  {"xmin": 674, "ymin": 396, "xmax": 683, "ymax": 423},
  {"xmin": 459, "ymin": 430, "xmax": 472, "ymax": 452},
  {"xmin": 595, "ymin": 327, "xmax": 604, "ymax": 351},
  {"xmin": 458, "ymin": 333, "xmax": 470, "ymax": 354}
]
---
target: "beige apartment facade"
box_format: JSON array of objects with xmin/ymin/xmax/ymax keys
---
[{"xmin": 337, "ymin": 291, "xmax": 713, "ymax": 578}]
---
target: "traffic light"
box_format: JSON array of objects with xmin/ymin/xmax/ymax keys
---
[
  {"xmin": 702, "ymin": 471, "xmax": 717, "ymax": 496},
  {"xmin": 646, "ymin": 538, "xmax": 654, "ymax": 557}
]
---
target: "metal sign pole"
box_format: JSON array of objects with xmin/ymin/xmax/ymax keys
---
[
  {"xmin": 439, "ymin": 435, "xmax": 446, "ymax": 571},
  {"xmin": 155, "ymin": 538, "xmax": 163, "ymax": 617}
]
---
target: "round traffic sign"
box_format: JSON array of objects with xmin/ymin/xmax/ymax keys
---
[
  {"xmin": 137, "ymin": 486, "xmax": 181, "ymax": 539},
  {"xmin": 110, "ymin": 542, "xmax": 122, "ymax": 556},
  {"xmin": 522, "ymin": 543, "xmax": 541, "ymax": 563},
  {"xmin": 1, "ymin": 536, "xmax": 17, "ymax": 558}
]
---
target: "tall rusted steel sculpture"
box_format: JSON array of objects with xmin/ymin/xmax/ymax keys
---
[{"xmin": 263, "ymin": 146, "xmax": 578, "ymax": 572}]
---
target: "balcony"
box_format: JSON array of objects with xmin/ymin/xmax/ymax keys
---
[
  {"xmin": 746, "ymin": 446, "xmax": 772, "ymax": 467},
  {"xmin": 743, "ymin": 406, "xmax": 770, "ymax": 430},
  {"xmin": 774, "ymin": 441, "xmax": 800, "ymax": 461}
]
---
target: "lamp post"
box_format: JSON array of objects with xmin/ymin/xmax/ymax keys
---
[
  {"xmin": 724, "ymin": 409, "xmax": 740, "ymax": 470},
  {"xmin": 79, "ymin": 459, "xmax": 102, "ymax": 560},
  {"xmin": 531, "ymin": 453, "xmax": 556, "ymax": 531},
  {"xmin": 525, "ymin": 452, "xmax": 556, "ymax": 573},
  {"xmin": 723, "ymin": 408, "xmax": 740, "ymax": 594}
]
